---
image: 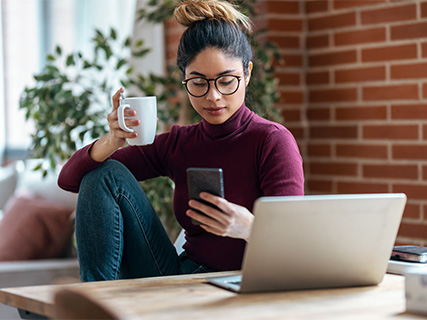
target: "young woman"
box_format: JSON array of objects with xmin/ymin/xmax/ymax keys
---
[{"xmin": 58, "ymin": 0, "xmax": 304, "ymax": 282}]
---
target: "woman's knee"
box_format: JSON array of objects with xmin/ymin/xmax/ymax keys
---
[{"xmin": 80, "ymin": 160, "xmax": 130, "ymax": 188}]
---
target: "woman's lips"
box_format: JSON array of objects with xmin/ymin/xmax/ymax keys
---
[{"xmin": 204, "ymin": 106, "xmax": 226, "ymax": 115}]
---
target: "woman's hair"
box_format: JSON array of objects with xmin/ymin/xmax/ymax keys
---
[{"xmin": 174, "ymin": 0, "xmax": 253, "ymax": 76}]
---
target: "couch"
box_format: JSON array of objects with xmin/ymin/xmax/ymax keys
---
[{"xmin": 0, "ymin": 160, "xmax": 80, "ymax": 319}]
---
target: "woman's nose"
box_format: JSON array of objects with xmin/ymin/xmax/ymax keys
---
[{"xmin": 205, "ymin": 85, "xmax": 222, "ymax": 101}]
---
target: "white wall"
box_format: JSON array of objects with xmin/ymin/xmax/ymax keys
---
[
  {"xmin": 128, "ymin": 0, "xmax": 165, "ymax": 96},
  {"xmin": 0, "ymin": 2, "xmax": 5, "ymax": 165}
]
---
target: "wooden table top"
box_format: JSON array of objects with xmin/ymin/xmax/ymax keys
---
[{"xmin": 0, "ymin": 272, "xmax": 424, "ymax": 319}]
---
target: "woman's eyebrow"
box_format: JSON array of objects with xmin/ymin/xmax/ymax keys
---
[{"xmin": 188, "ymin": 69, "xmax": 237, "ymax": 77}]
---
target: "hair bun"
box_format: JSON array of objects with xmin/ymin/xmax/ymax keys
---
[{"xmin": 174, "ymin": 0, "xmax": 251, "ymax": 32}]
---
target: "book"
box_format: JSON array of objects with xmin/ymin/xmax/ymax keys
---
[
  {"xmin": 387, "ymin": 259, "xmax": 427, "ymax": 275},
  {"xmin": 391, "ymin": 245, "xmax": 427, "ymax": 263}
]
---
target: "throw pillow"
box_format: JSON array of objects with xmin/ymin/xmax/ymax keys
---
[{"xmin": 0, "ymin": 194, "xmax": 75, "ymax": 261}]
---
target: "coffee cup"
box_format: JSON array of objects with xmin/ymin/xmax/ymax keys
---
[{"xmin": 117, "ymin": 96, "xmax": 157, "ymax": 146}]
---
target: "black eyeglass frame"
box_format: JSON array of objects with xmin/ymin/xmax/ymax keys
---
[{"xmin": 181, "ymin": 75, "xmax": 242, "ymax": 98}]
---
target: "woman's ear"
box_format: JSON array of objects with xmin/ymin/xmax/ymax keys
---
[{"xmin": 245, "ymin": 61, "xmax": 253, "ymax": 87}]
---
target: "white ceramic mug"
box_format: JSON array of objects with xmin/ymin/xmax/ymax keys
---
[{"xmin": 117, "ymin": 96, "xmax": 157, "ymax": 146}]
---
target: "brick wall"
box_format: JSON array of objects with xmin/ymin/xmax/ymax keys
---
[{"xmin": 164, "ymin": 0, "xmax": 427, "ymax": 246}]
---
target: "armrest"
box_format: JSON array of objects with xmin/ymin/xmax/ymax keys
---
[{"xmin": 0, "ymin": 259, "xmax": 79, "ymax": 288}]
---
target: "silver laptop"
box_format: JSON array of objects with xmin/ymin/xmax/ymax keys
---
[{"xmin": 207, "ymin": 193, "xmax": 407, "ymax": 293}]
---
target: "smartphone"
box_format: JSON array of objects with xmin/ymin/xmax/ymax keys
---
[
  {"xmin": 187, "ymin": 168, "xmax": 224, "ymax": 225},
  {"xmin": 391, "ymin": 245, "xmax": 427, "ymax": 263}
]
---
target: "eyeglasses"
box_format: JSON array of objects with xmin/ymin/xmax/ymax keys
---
[{"xmin": 182, "ymin": 75, "xmax": 242, "ymax": 98}]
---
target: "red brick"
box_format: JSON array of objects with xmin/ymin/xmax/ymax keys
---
[
  {"xmin": 276, "ymin": 72, "xmax": 301, "ymax": 86},
  {"xmin": 268, "ymin": 36, "xmax": 300, "ymax": 49},
  {"xmin": 308, "ymin": 12, "xmax": 356, "ymax": 31},
  {"xmin": 307, "ymin": 179, "xmax": 333, "ymax": 193},
  {"xmin": 422, "ymin": 43, "xmax": 427, "ymax": 58},
  {"xmin": 336, "ymin": 105, "xmax": 387, "ymax": 120},
  {"xmin": 424, "ymin": 83, "xmax": 427, "ymax": 99},
  {"xmin": 422, "ymin": 165, "xmax": 427, "ymax": 180},
  {"xmin": 306, "ymin": 71, "xmax": 330, "ymax": 85},
  {"xmin": 362, "ymin": 44, "xmax": 417, "ymax": 62},
  {"xmin": 363, "ymin": 124, "xmax": 419, "ymax": 140},
  {"xmin": 306, "ymin": 34, "xmax": 329, "ymax": 49},
  {"xmin": 361, "ymin": 4, "xmax": 416, "ymax": 25},
  {"xmin": 337, "ymin": 181, "xmax": 388, "ymax": 194},
  {"xmin": 334, "ymin": 28, "xmax": 386, "ymax": 46},
  {"xmin": 422, "ymin": 2, "xmax": 427, "ymax": 18},
  {"xmin": 424, "ymin": 125, "xmax": 427, "ymax": 140},
  {"xmin": 310, "ymin": 125, "xmax": 358, "ymax": 139},
  {"xmin": 267, "ymin": 0, "xmax": 300, "ymax": 14},
  {"xmin": 279, "ymin": 90, "xmax": 304, "ymax": 104},
  {"xmin": 393, "ymin": 145, "xmax": 427, "ymax": 160},
  {"xmin": 391, "ymin": 63, "xmax": 427, "ymax": 80},
  {"xmin": 398, "ymin": 222, "xmax": 427, "ymax": 240},
  {"xmin": 307, "ymin": 108, "xmax": 331, "ymax": 121},
  {"xmin": 310, "ymin": 162, "xmax": 358, "ymax": 176},
  {"xmin": 363, "ymin": 84, "xmax": 418, "ymax": 101},
  {"xmin": 282, "ymin": 109, "xmax": 302, "ymax": 122},
  {"xmin": 267, "ymin": 18, "xmax": 303, "ymax": 32},
  {"xmin": 363, "ymin": 164, "xmax": 418, "ymax": 180},
  {"xmin": 334, "ymin": 0, "xmax": 386, "ymax": 10},
  {"xmin": 309, "ymin": 88, "xmax": 357, "ymax": 103},
  {"xmin": 283, "ymin": 54, "xmax": 303, "ymax": 67},
  {"xmin": 309, "ymin": 50, "xmax": 357, "ymax": 67},
  {"xmin": 287, "ymin": 126, "xmax": 305, "ymax": 140},
  {"xmin": 336, "ymin": 143, "xmax": 388, "ymax": 159},
  {"xmin": 335, "ymin": 66, "xmax": 385, "ymax": 83},
  {"xmin": 308, "ymin": 143, "xmax": 332, "ymax": 157},
  {"xmin": 392, "ymin": 104, "xmax": 427, "ymax": 120},
  {"xmin": 391, "ymin": 22, "xmax": 427, "ymax": 40},
  {"xmin": 394, "ymin": 184, "xmax": 427, "ymax": 201},
  {"xmin": 165, "ymin": 32, "xmax": 182, "ymax": 46},
  {"xmin": 305, "ymin": 0, "xmax": 328, "ymax": 14},
  {"xmin": 403, "ymin": 203, "xmax": 421, "ymax": 220}
]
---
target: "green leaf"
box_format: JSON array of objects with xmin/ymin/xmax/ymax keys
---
[
  {"xmin": 110, "ymin": 28, "xmax": 117, "ymax": 40},
  {"xmin": 46, "ymin": 54, "xmax": 56, "ymax": 61},
  {"xmin": 55, "ymin": 46, "xmax": 62, "ymax": 56},
  {"xmin": 132, "ymin": 48, "xmax": 150, "ymax": 57},
  {"xmin": 66, "ymin": 54, "xmax": 75, "ymax": 66},
  {"xmin": 135, "ymin": 39, "xmax": 144, "ymax": 48},
  {"xmin": 116, "ymin": 59, "xmax": 127, "ymax": 70}
]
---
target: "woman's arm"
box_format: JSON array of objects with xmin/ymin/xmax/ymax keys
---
[
  {"xmin": 58, "ymin": 88, "xmax": 143, "ymax": 192},
  {"xmin": 89, "ymin": 88, "xmax": 140, "ymax": 162}
]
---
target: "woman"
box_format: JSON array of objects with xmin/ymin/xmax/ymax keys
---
[{"xmin": 58, "ymin": 0, "xmax": 304, "ymax": 282}]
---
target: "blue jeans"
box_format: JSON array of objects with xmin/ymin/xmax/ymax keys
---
[{"xmin": 75, "ymin": 160, "xmax": 213, "ymax": 282}]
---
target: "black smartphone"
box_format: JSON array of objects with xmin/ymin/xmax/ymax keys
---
[
  {"xmin": 187, "ymin": 168, "xmax": 224, "ymax": 225},
  {"xmin": 391, "ymin": 245, "xmax": 427, "ymax": 263}
]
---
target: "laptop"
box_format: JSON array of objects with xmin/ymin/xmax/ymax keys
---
[{"xmin": 207, "ymin": 193, "xmax": 407, "ymax": 293}]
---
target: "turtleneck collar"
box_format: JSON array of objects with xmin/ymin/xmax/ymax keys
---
[{"xmin": 200, "ymin": 103, "xmax": 254, "ymax": 139}]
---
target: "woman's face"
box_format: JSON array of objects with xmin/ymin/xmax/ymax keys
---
[{"xmin": 184, "ymin": 48, "xmax": 252, "ymax": 125}]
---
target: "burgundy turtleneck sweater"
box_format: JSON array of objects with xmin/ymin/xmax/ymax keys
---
[{"xmin": 58, "ymin": 104, "xmax": 304, "ymax": 271}]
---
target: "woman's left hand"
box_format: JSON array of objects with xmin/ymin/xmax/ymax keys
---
[{"xmin": 186, "ymin": 192, "xmax": 254, "ymax": 242}]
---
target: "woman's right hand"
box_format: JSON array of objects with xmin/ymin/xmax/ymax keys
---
[
  {"xmin": 105, "ymin": 87, "xmax": 140, "ymax": 149},
  {"xmin": 89, "ymin": 88, "xmax": 140, "ymax": 162}
]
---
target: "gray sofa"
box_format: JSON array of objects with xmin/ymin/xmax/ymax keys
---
[{"xmin": 0, "ymin": 161, "xmax": 80, "ymax": 319}]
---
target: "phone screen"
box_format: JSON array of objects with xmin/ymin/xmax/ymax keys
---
[{"xmin": 187, "ymin": 168, "xmax": 224, "ymax": 225}]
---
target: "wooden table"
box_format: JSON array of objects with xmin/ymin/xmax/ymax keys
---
[{"xmin": 0, "ymin": 271, "xmax": 424, "ymax": 319}]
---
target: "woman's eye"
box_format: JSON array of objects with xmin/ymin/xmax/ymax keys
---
[
  {"xmin": 219, "ymin": 80, "xmax": 233, "ymax": 86},
  {"xmin": 193, "ymin": 82, "xmax": 207, "ymax": 87}
]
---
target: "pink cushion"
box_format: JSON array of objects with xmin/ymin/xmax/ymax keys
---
[{"xmin": 0, "ymin": 195, "xmax": 75, "ymax": 261}]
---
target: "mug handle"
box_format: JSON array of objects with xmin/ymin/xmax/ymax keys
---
[{"xmin": 117, "ymin": 104, "xmax": 134, "ymax": 133}]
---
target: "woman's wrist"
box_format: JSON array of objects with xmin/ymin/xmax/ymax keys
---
[{"xmin": 89, "ymin": 134, "xmax": 122, "ymax": 162}]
